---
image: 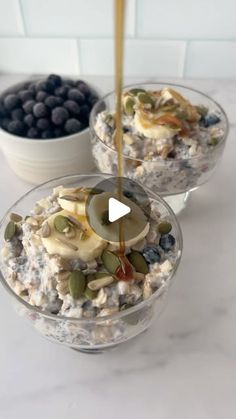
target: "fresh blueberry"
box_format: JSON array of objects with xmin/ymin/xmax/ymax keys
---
[
  {"xmin": 24, "ymin": 114, "xmax": 35, "ymax": 128},
  {"xmin": 11, "ymin": 108, "xmax": 24, "ymax": 121},
  {"xmin": 28, "ymin": 83, "xmax": 36, "ymax": 94},
  {"xmin": 4, "ymin": 94, "xmax": 21, "ymax": 111},
  {"xmin": 41, "ymin": 129, "xmax": 53, "ymax": 139},
  {"xmin": 8, "ymin": 120, "xmax": 25, "ymax": 136},
  {"xmin": 79, "ymin": 104, "xmax": 90, "ymax": 125},
  {"xmin": 0, "ymin": 102, "xmax": 7, "ymax": 118},
  {"xmin": 1, "ymin": 117, "xmax": 11, "ymax": 130},
  {"xmin": 23, "ymin": 100, "xmax": 36, "ymax": 114},
  {"xmin": 63, "ymin": 78, "xmax": 76, "ymax": 87},
  {"xmin": 36, "ymin": 80, "xmax": 54, "ymax": 94},
  {"xmin": 33, "ymin": 103, "xmax": 48, "ymax": 118},
  {"xmin": 142, "ymin": 246, "xmax": 161, "ymax": 264},
  {"xmin": 201, "ymin": 114, "xmax": 221, "ymax": 128},
  {"xmin": 77, "ymin": 82, "xmax": 91, "ymax": 96},
  {"xmin": 63, "ymin": 100, "xmax": 80, "ymax": 116},
  {"xmin": 67, "ymin": 88, "xmax": 85, "ymax": 104},
  {"xmin": 51, "ymin": 107, "xmax": 69, "ymax": 125},
  {"xmin": 36, "ymin": 91, "xmax": 48, "ymax": 102},
  {"xmin": 18, "ymin": 89, "xmax": 34, "ymax": 102},
  {"xmin": 159, "ymin": 234, "xmax": 176, "ymax": 251},
  {"xmin": 27, "ymin": 127, "xmax": 39, "ymax": 139},
  {"xmin": 45, "ymin": 95, "xmax": 61, "ymax": 109},
  {"xmin": 87, "ymin": 94, "xmax": 98, "ymax": 107},
  {"xmin": 54, "ymin": 128, "xmax": 64, "ymax": 137},
  {"xmin": 36, "ymin": 118, "xmax": 50, "ymax": 131},
  {"xmin": 64, "ymin": 118, "xmax": 82, "ymax": 134},
  {"xmin": 54, "ymin": 85, "xmax": 69, "ymax": 99},
  {"xmin": 47, "ymin": 74, "xmax": 61, "ymax": 88}
]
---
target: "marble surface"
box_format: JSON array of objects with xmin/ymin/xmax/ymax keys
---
[{"xmin": 0, "ymin": 75, "xmax": 235, "ymax": 419}]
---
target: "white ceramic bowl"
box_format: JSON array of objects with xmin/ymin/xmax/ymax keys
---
[{"xmin": 0, "ymin": 79, "xmax": 97, "ymax": 184}]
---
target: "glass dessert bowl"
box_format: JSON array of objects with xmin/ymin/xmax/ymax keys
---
[
  {"xmin": 0, "ymin": 174, "xmax": 182, "ymax": 353},
  {"xmin": 90, "ymin": 83, "xmax": 229, "ymax": 214}
]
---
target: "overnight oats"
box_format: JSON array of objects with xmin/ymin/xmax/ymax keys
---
[
  {"xmin": 90, "ymin": 83, "xmax": 229, "ymax": 213},
  {"xmin": 0, "ymin": 174, "xmax": 182, "ymax": 352}
]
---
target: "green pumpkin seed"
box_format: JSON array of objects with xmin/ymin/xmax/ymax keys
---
[
  {"xmin": 88, "ymin": 275, "xmax": 114, "ymax": 291},
  {"xmin": 69, "ymin": 271, "xmax": 86, "ymax": 299},
  {"xmin": 158, "ymin": 221, "xmax": 172, "ymax": 235},
  {"xmin": 10, "ymin": 213, "xmax": 22, "ymax": 223},
  {"xmin": 196, "ymin": 105, "xmax": 208, "ymax": 118},
  {"xmin": 101, "ymin": 210, "xmax": 111, "ymax": 225},
  {"xmin": 54, "ymin": 215, "xmax": 71, "ymax": 233},
  {"xmin": 124, "ymin": 97, "xmax": 135, "ymax": 115},
  {"xmin": 208, "ymin": 136, "xmax": 218, "ymax": 146},
  {"xmin": 138, "ymin": 92, "xmax": 154, "ymax": 106},
  {"xmin": 127, "ymin": 251, "xmax": 149, "ymax": 274},
  {"xmin": 84, "ymin": 286, "xmax": 98, "ymax": 300},
  {"xmin": 4, "ymin": 221, "xmax": 16, "ymax": 242},
  {"xmin": 101, "ymin": 250, "xmax": 121, "ymax": 274},
  {"xmin": 129, "ymin": 88, "xmax": 146, "ymax": 96}
]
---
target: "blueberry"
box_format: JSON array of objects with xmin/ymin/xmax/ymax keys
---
[
  {"xmin": 47, "ymin": 74, "xmax": 61, "ymax": 88},
  {"xmin": 23, "ymin": 100, "xmax": 36, "ymax": 114},
  {"xmin": 41, "ymin": 129, "xmax": 53, "ymax": 139},
  {"xmin": 54, "ymin": 128, "xmax": 64, "ymax": 137},
  {"xmin": 159, "ymin": 234, "xmax": 176, "ymax": 251},
  {"xmin": 77, "ymin": 82, "xmax": 91, "ymax": 96},
  {"xmin": 1, "ymin": 117, "xmax": 11, "ymax": 130},
  {"xmin": 64, "ymin": 100, "xmax": 80, "ymax": 116},
  {"xmin": 27, "ymin": 127, "xmax": 39, "ymax": 139},
  {"xmin": 88, "ymin": 94, "xmax": 98, "ymax": 107},
  {"xmin": 11, "ymin": 108, "xmax": 24, "ymax": 121},
  {"xmin": 67, "ymin": 88, "xmax": 85, "ymax": 103},
  {"xmin": 202, "ymin": 114, "xmax": 221, "ymax": 128},
  {"xmin": 45, "ymin": 95, "xmax": 61, "ymax": 109},
  {"xmin": 64, "ymin": 118, "xmax": 82, "ymax": 134},
  {"xmin": 36, "ymin": 118, "xmax": 50, "ymax": 131},
  {"xmin": 79, "ymin": 104, "xmax": 90, "ymax": 125},
  {"xmin": 33, "ymin": 102, "xmax": 48, "ymax": 118},
  {"xmin": 123, "ymin": 190, "xmax": 134, "ymax": 199},
  {"xmin": 18, "ymin": 89, "xmax": 34, "ymax": 102},
  {"xmin": 54, "ymin": 85, "xmax": 69, "ymax": 99},
  {"xmin": 36, "ymin": 80, "xmax": 54, "ymax": 94},
  {"xmin": 63, "ymin": 78, "xmax": 76, "ymax": 87},
  {"xmin": 51, "ymin": 107, "xmax": 69, "ymax": 125},
  {"xmin": 24, "ymin": 114, "xmax": 35, "ymax": 128},
  {"xmin": 4, "ymin": 94, "xmax": 20, "ymax": 111},
  {"xmin": 8, "ymin": 120, "xmax": 25, "ymax": 136},
  {"xmin": 142, "ymin": 246, "xmax": 161, "ymax": 264},
  {"xmin": 36, "ymin": 91, "xmax": 48, "ymax": 102},
  {"xmin": 0, "ymin": 102, "xmax": 7, "ymax": 118}
]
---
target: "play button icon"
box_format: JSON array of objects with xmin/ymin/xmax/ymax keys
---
[{"xmin": 108, "ymin": 197, "xmax": 131, "ymax": 222}]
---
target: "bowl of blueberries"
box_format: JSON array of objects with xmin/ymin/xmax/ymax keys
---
[{"xmin": 0, "ymin": 74, "xmax": 99, "ymax": 184}]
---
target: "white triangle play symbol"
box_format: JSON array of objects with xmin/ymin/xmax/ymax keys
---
[{"xmin": 108, "ymin": 197, "xmax": 131, "ymax": 223}]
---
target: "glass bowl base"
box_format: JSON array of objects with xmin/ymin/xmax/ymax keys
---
[{"xmin": 163, "ymin": 191, "xmax": 190, "ymax": 215}]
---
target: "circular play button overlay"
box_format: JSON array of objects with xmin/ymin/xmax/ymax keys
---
[{"xmin": 86, "ymin": 177, "xmax": 150, "ymax": 244}]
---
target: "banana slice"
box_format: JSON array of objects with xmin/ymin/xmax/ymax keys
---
[
  {"xmin": 41, "ymin": 209, "xmax": 107, "ymax": 262},
  {"xmin": 58, "ymin": 188, "xmax": 87, "ymax": 215},
  {"xmin": 134, "ymin": 111, "xmax": 178, "ymax": 140},
  {"xmin": 87, "ymin": 192, "xmax": 150, "ymax": 249}
]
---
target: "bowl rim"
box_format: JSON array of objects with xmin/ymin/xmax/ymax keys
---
[
  {"xmin": 0, "ymin": 173, "xmax": 183, "ymax": 324},
  {"xmin": 0, "ymin": 76, "xmax": 98, "ymax": 143},
  {"xmin": 89, "ymin": 81, "xmax": 230, "ymax": 163}
]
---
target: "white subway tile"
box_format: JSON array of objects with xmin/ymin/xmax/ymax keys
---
[
  {"xmin": 21, "ymin": 0, "xmax": 135, "ymax": 37},
  {"xmin": 0, "ymin": 38, "xmax": 79, "ymax": 75},
  {"xmin": 0, "ymin": 0, "xmax": 24, "ymax": 35},
  {"xmin": 185, "ymin": 42, "xmax": 236, "ymax": 78},
  {"xmin": 137, "ymin": 0, "xmax": 236, "ymax": 39},
  {"xmin": 80, "ymin": 39, "xmax": 185, "ymax": 77}
]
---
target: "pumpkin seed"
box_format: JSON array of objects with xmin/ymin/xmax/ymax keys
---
[
  {"xmin": 124, "ymin": 97, "xmax": 135, "ymax": 115},
  {"xmin": 158, "ymin": 221, "xmax": 172, "ymax": 235},
  {"xmin": 127, "ymin": 251, "xmax": 149, "ymax": 274},
  {"xmin": 88, "ymin": 275, "xmax": 114, "ymax": 291},
  {"xmin": 84, "ymin": 286, "xmax": 98, "ymax": 300},
  {"xmin": 57, "ymin": 271, "xmax": 71, "ymax": 282},
  {"xmin": 101, "ymin": 250, "xmax": 121, "ymax": 274},
  {"xmin": 196, "ymin": 105, "xmax": 208, "ymax": 118},
  {"xmin": 54, "ymin": 215, "xmax": 71, "ymax": 233},
  {"xmin": 101, "ymin": 210, "xmax": 111, "ymax": 225},
  {"xmin": 4, "ymin": 221, "xmax": 16, "ymax": 242},
  {"xmin": 60, "ymin": 195, "xmax": 81, "ymax": 202},
  {"xmin": 133, "ymin": 272, "xmax": 145, "ymax": 281},
  {"xmin": 41, "ymin": 221, "xmax": 51, "ymax": 238},
  {"xmin": 69, "ymin": 271, "xmax": 86, "ymax": 299},
  {"xmin": 56, "ymin": 237, "xmax": 78, "ymax": 251},
  {"xmin": 10, "ymin": 213, "xmax": 22, "ymax": 223},
  {"xmin": 129, "ymin": 88, "xmax": 145, "ymax": 96},
  {"xmin": 138, "ymin": 92, "xmax": 154, "ymax": 106},
  {"xmin": 208, "ymin": 136, "xmax": 218, "ymax": 146}
]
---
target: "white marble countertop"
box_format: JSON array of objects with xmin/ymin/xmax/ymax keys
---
[{"xmin": 0, "ymin": 75, "xmax": 235, "ymax": 419}]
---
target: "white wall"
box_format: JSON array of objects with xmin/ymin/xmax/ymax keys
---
[{"xmin": 0, "ymin": 0, "xmax": 236, "ymax": 78}]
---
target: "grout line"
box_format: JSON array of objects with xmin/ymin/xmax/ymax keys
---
[
  {"xmin": 182, "ymin": 41, "xmax": 189, "ymax": 78},
  {"xmin": 18, "ymin": 0, "xmax": 28, "ymax": 36},
  {"xmin": 133, "ymin": 0, "xmax": 138, "ymax": 38},
  {"xmin": 76, "ymin": 39, "xmax": 82, "ymax": 75}
]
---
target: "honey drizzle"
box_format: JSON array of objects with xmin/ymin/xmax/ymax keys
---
[{"xmin": 114, "ymin": 0, "xmax": 126, "ymax": 254}]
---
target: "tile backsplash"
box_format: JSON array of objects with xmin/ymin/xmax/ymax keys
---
[{"xmin": 0, "ymin": 0, "xmax": 235, "ymax": 78}]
